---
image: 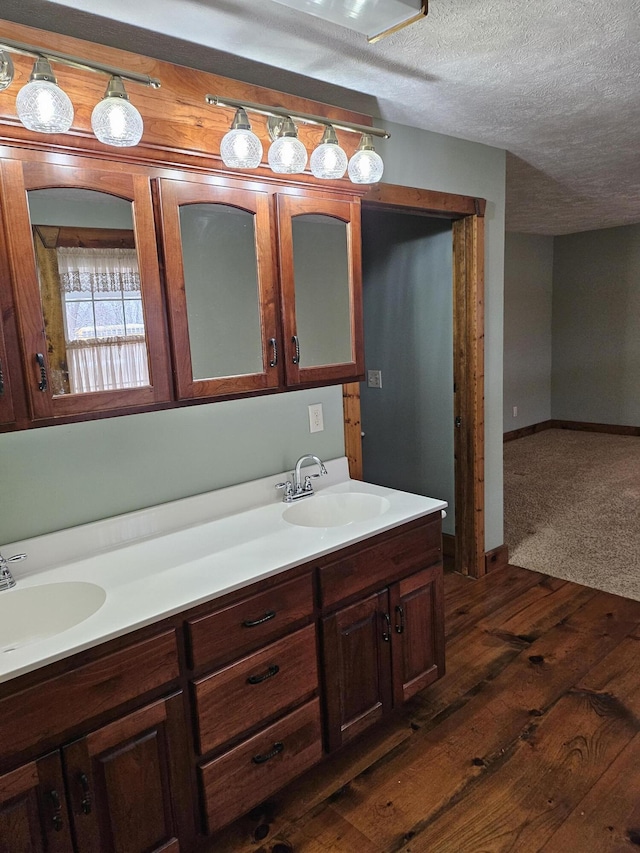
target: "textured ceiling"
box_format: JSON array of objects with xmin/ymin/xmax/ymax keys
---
[{"xmin": 2, "ymin": 0, "xmax": 640, "ymax": 234}]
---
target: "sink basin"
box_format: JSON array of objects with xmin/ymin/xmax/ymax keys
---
[
  {"xmin": 283, "ymin": 492, "xmax": 391, "ymax": 528},
  {"xmin": 0, "ymin": 582, "xmax": 106, "ymax": 653}
]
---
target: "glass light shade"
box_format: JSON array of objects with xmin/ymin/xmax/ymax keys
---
[
  {"xmin": 268, "ymin": 135, "xmax": 308, "ymax": 174},
  {"xmin": 91, "ymin": 95, "xmax": 143, "ymax": 147},
  {"xmin": 310, "ymin": 140, "xmax": 348, "ymax": 179},
  {"xmin": 220, "ymin": 127, "xmax": 263, "ymax": 168},
  {"xmin": 16, "ymin": 78, "xmax": 74, "ymax": 134},
  {"xmin": 348, "ymin": 146, "xmax": 384, "ymax": 184}
]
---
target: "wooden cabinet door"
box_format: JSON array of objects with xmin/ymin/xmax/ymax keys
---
[
  {"xmin": 277, "ymin": 193, "xmax": 364, "ymax": 387},
  {"xmin": 390, "ymin": 565, "xmax": 446, "ymax": 706},
  {"xmin": 321, "ymin": 589, "xmax": 392, "ymax": 752},
  {"xmin": 0, "ymin": 753, "xmax": 74, "ymax": 853},
  {"xmin": 155, "ymin": 177, "xmax": 280, "ymax": 399},
  {"xmin": 0, "ymin": 157, "xmax": 172, "ymax": 421},
  {"xmin": 63, "ymin": 695, "xmax": 189, "ymax": 853}
]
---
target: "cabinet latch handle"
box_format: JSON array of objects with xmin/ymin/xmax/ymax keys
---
[
  {"xmin": 0, "ymin": 358, "xmax": 4, "ymax": 396},
  {"xmin": 247, "ymin": 663, "xmax": 280, "ymax": 685},
  {"xmin": 381, "ymin": 612, "xmax": 391, "ymax": 642},
  {"xmin": 49, "ymin": 789, "xmax": 64, "ymax": 832},
  {"xmin": 252, "ymin": 741, "xmax": 284, "ymax": 765},
  {"xmin": 268, "ymin": 337, "xmax": 278, "ymax": 368},
  {"xmin": 78, "ymin": 772, "xmax": 92, "ymax": 814},
  {"xmin": 395, "ymin": 605, "xmax": 405, "ymax": 634},
  {"xmin": 242, "ymin": 610, "xmax": 276, "ymax": 628},
  {"xmin": 35, "ymin": 353, "xmax": 48, "ymax": 392},
  {"xmin": 291, "ymin": 335, "xmax": 300, "ymax": 365}
]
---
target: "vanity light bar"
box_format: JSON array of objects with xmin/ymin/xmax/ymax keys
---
[
  {"xmin": 0, "ymin": 35, "xmax": 161, "ymax": 88},
  {"xmin": 205, "ymin": 95, "xmax": 390, "ymax": 139}
]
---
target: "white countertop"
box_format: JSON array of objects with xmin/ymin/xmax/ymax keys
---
[{"xmin": 0, "ymin": 458, "xmax": 446, "ymax": 684}]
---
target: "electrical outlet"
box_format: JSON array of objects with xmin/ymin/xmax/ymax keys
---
[
  {"xmin": 367, "ymin": 369, "xmax": 383, "ymax": 389},
  {"xmin": 512, "ymin": 406, "xmax": 518, "ymax": 417},
  {"xmin": 308, "ymin": 403, "xmax": 324, "ymax": 433}
]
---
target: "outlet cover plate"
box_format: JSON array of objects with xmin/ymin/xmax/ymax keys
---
[{"xmin": 308, "ymin": 403, "xmax": 324, "ymax": 433}]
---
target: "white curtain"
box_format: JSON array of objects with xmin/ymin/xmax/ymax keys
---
[{"xmin": 57, "ymin": 247, "xmax": 150, "ymax": 393}]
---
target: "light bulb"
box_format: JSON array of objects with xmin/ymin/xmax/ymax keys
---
[
  {"xmin": 268, "ymin": 117, "xmax": 307, "ymax": 174},
  {"xmin": 310, "ymin": 126, "xmax": 348, "ymax": 179},
  {"xmin": 91, "ymin": 76, "xmax": 143, "ymax": 147},
  {"xmin": 348, "ymin": 133, "xmax": 384, "ymax": 184},
  {"xmin": 220, "ymin": 108, "xmax": 263, "ymax": 168},
  {"xmin": 16, "ymin": 58, "xmax": 74, "ymax": 134}
]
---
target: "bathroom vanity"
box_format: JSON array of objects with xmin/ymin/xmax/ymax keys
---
[{"xmin": 0, "ymin": 459, "xmax": 445, "ymax": 851}]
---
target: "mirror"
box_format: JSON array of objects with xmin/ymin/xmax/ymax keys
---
[
  {"xmin": 291, "ymin": 214, "xmax": 352, "ymax": 367},
  {"xmin": 179, "ymin": 203, "xmax": 263, "ymax": 380},
  {"xmin": 27, "ymin": 188, "xmax": 150, "ymax": 396}
]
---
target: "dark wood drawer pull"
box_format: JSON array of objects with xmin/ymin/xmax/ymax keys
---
[
  {"xmin": 252, "ymin": 741, "xmax": 284, "ymax": 765},
  {"xmin": 247, "ymin": 663, "xmax": 280, "ymax": 685},
  {"xmin": 49, "ymin": 789, "xmax": 63, "ymax": 832},
  {"xmin": 242, "ymin": 610, "xmax": 276, "ymax": 628},
  {"xmin": 395, "ymin": 604, "xmax": 405, "ymax": 634}
]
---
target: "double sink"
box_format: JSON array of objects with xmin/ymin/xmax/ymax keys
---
[{"xmin": 0, "ymin": 457, "xmax": 446, "ymax": 681}]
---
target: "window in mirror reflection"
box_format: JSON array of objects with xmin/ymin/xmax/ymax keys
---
[{"xmin": 27, "ymin": 188, "xmax": 150, "ymax": 395}]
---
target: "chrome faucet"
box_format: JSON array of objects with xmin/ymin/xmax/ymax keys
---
[
  {"xmin": 276, "ymin": 454, "xmax": 328, "ymax": 502},
  {"xmin": 0, "ymin": 552, "xmax": 26, "ymax": 591}
]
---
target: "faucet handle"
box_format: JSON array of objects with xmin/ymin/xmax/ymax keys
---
[
  {"xmin": 275, "ymin": 481, "xmax": 294, "ymax": 500},
  {"xmin": 0, "ymin": 551, "xmax": 26, "ymax": 567}
]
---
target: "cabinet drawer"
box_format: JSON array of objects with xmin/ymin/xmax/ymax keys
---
[
  {"xmin": 194, "ymin": 623, "xmax": 317, "ymax": 755},
  {"xmin": 187, "ymin": 572, "xmax": 313, "ymax": 670},
  {"xmin": 0, "ymin": 630, "xmax": 179, "ymax": 760},
  {"xmin": 319, "ymin": 515, "xmax": 441, "ymax": 609},
  {"xmin": 199, "ymin": 698, "xmax": 322, "ymax": 835}
]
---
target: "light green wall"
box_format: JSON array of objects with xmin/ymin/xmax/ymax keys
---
[
  {"xmin": 360, "ymin": 211, "xmax": 455, "ymax": 535},
  {"xmin": 1, "ymin": 387, "xmax": 343, "ymax": 542},
  {"xmin": 503, "ymin": 233, "xmax": 554, "ymax": 432},
  {"xmin": 1, "ymin": 120, "xmax": 506, "ymax": 551},
  {"xmin": 552, "ymin": 224, "xmax": 640, "ymax": 425},
  {"xmin": 378, "ymin": 122, "xmax": 506, "ymax": 551}
]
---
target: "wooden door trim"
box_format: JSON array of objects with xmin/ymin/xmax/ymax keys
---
[{"xmin": 343, "ymin": 181, "xmax": 486, "ymax": 577}]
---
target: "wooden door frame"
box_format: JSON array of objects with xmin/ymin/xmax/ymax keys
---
[{"xmin": 343, "ymin": 183, "xmax": 486, "ymax": 578}]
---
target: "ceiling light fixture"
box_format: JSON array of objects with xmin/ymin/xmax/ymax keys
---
[
  {"xmin": 16, "ymin": 57, "xmax": 74, "ymax": 134},
  {"xmin": 268, "ymin": 116, "xmax": 308, "ymax": 174},
  {"xmin": 0, "ymin": 35, "xmax": 160, "ymax": 146},
  {"xmin": 220, "ymin": 107, "xmax": 263, "ymax": 169},
  {"xmin": 269, "ymin": 0, "xmax": 427, "ymax": 43},
  {"xmin": 310, "ymin": 125, "xmax": 348, "ymax": 180},
  {"xmin": 91, "ymin": 76, "xmax": 143, "ymax": 147},
  {"xmin": 206, "ymin": 95, "xmax": 389, "ymax": 184}
]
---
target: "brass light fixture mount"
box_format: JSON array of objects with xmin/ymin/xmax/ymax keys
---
[
  {"xmin": 0, "ymin": 35, "xmax": 161, "ymax": 89},
  {"xmin": 206, "ymin": 95, "xmax": 389, "ymax": 141}
]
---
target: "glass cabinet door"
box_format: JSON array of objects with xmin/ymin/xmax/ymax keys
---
[
  {"xmin": 277, "ymin": 194, "xmax": 364, "ymax": 386},
  {"xmin": 156, "ymin": 178, "xmax": 280, "ymax": 399},
  {"xmin": 0, "ymin": 158, "xmax": 171, "ymax": 421}
]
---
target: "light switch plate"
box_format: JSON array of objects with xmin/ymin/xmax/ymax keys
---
[
  {"xmin": 308, "ymin": 403, "xmax": 324, "ymax": 433},
  {"xmin": 367, "ymin": 369, "xmax": 383, "ymax": 389}
]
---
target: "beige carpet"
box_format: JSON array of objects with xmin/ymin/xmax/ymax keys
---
[{"xmin": 504, "ymin": 429, "xmax": 640, "ymax": 601}]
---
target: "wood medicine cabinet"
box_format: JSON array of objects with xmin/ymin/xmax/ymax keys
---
[{"xmin": 0, "ymin": 158, "xmax": 172, "ymax": 422}]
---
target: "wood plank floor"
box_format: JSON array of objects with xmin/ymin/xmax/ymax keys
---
[{"xmin": 211, "ymin": 564, "xmax": 640, "ymax": 853}]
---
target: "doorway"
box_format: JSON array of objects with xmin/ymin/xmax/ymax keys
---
[{"xmin": 342, "ymin": 183, "xmax": 486, "ymax": 577}]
